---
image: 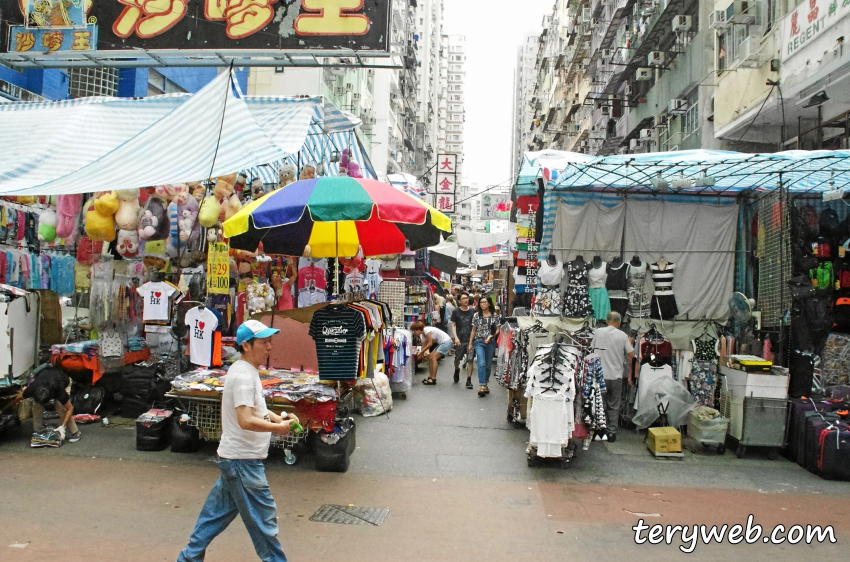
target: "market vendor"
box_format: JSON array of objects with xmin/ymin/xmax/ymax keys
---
[
  {"xmin": 590, "ymin": 311, "xmax": 635, "ymax": 442},
  {"xmin": 270, "ymin": 257, "xmax": 297, "ymax": 311},
  {"xmin": 177, "ymin": 320, "xmax": 299, "ymax": 562},
  {"xmin": 22, "ymin": 367, "xmax": 81, "ymax": 443},
  {"xmin": 411, "ymin": 321, "xmax": 452, "ymax": 385}
]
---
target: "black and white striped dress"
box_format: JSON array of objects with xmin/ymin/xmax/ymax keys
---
[{"xmin": 649, "ymin": 262, "xmax": 679, "ymax": 320}]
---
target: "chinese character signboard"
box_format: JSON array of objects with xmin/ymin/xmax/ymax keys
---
[
  {"xmin": 436, "ymin": 194, "xmax": 456, "ymax": 214},
  {"xmin": 480, "ymin": 195, "xmax": 511, "ymax": 220},
  {"xmin": 3, "ymin": 0, "xmax": 391, "ymax": 55},
  {"xmin": 438, "ymin": 154, "xmax": 457, "ymax": 174},
  {"xmin": 9, "ymin": 26, "xmax": 98, "ymax": 53},
  {"xmin": 436, "ymin": 173, "xmax": 456, "ymax": 193},
  {"xmin": 207, "ymin": 241, "xmax": 230, "ymax": 294},
  {"xmin": 780, "ymin": 0, "xmax": 850, "ymax": 61}
]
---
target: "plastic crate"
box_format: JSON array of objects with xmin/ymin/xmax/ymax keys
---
[{"xmin": 687, "ymin": 412, "xmax": 729, "ymax": 444}]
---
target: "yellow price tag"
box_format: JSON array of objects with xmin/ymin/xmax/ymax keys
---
[{"xmin": 207, "ymin": 241, "xmax": 230, "ymax": 295}]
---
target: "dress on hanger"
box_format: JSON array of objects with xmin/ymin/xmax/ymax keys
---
[
  {"xmin": 562, "ymin": 261, "xmax": 594, "ymax": 317},
  {"xmin": 587, "ymin": 262, "xmax": 610, "ymax": 320},
  {"xmin": 649, "ymin": 262, "xmax": 679, "ymax": 320},
  {"xmin": 606, "ymin": 261, "xmax": 629, "ymax": 317},
  {"xmin": 627, "ymin": 260, "xmax": 651, "ymax": 318}
]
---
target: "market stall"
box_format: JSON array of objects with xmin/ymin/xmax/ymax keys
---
[{"xmin": 506, "ymin": 149, "xmax": 850, "ymax": 473}]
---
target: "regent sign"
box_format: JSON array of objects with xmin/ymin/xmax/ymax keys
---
[
  {"xmin": 781, "ymin": 0, "xmax": 850, "ymax": 61},
  {"xmin": 3, "ymin": 0, "xmax": 390, "ymax": 54}
]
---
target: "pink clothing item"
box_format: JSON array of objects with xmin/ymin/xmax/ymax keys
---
[
  {"xmin": 276, "ymin": 280, "xmax": 295, "ymax": 311},
  {"xmin": 16, "ymin": 211, "xmax": 25, "ymax": 240}
]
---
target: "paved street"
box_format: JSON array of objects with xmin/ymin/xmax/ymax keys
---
[{"xmin": 2, "ymin": 358, "xmax": 849, "ymax": 561}]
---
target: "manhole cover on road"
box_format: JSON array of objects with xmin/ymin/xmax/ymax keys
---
[{"xmin": 310, "ymin": 504, "xmax": 390, "ymax": 526}]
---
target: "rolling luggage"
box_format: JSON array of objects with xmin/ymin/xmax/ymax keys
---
[
  {"xmin": 803, "ymin": 413, "xmax": 840, "ymax": 473},
  {"xmin": 136, "ymin": 409, "xmax": 173, "ymax": 451},
  {"xmin": 818, "ymin": 421, "xmax": 850, "ymax": 481},
  {"xmin": 787, "ymin": 399, "xmax": 839, "ymax": 462}
]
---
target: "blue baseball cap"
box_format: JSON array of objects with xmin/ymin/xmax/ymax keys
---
[{"xmin": 236, "ymin": 320, "xmax": 280, "ymax": 346}]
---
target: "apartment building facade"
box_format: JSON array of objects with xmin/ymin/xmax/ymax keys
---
[
  {"xmin": 514, "ymin": 0, "xmax": 850, "ymax": 160},
  {"xmin": 511, "ymin": 33, "xmax": 542, "ymax": 180}
]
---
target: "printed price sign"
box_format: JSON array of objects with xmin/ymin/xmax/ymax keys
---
[{"xmin": 206, "ymin": 241, "xmax": 230, "ymax": 294}]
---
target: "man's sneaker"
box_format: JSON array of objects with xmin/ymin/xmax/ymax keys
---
[
  {"xmin": 465, "ymin": 378, "xmax": 473, "ymax": 389},
  {"xmin": 607, "ymin": 433, "xmax": 617, "ymax": 443},
  {"xmin": 69, "ymin": 431, "xmax": 82, "ymax": 443},
  {"xmin": 453, "ymin": 368, "xmax": 460, "ymax": 383}
]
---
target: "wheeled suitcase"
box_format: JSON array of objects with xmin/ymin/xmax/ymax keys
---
[
  {"xmin": 136, "ymin": 409, "xmax": 173, "ymax": 451},
  {"xmin": 826, "ymin": 385, "xmax": 850, "ymax": 400},
  {"xmin": 803, "ymin": 413, "xmax": 840, "ymax": 473},
  {"xmin": 818, "ymin": 421, "xmax": 850, "ymax": 480},
  {"xmin": 788, "ymin": 399, "xmax": 841, "ymax": 463}
]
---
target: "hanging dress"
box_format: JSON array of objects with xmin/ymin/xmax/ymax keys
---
[
  {"xmin": 533, "ymin": 259, "xmax": 564, "ymax": 316},
  {"xmin": 606, "ymin": 260, "xmax": 629, "ymax": 317},
  {"xmin": 649, "ymin": 262, "xmax": 679, "ymax": 320},
  {"xmin": 627, "ymin": 260, "xmax": 651, "ymax": 318},
  {"xmin": 562, "ymin": 261, "xmax": 594, "ymax": 317},
  {"xmin": 587, "ymin": 263, "xmax": 611, "ymax": 320}
]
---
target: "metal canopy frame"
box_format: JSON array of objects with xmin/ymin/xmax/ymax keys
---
[
  {"xmin": 547, "ymin": 151, "xmax": 850, "ymax": 198},
  {"xmin": 0, "ymin": 49, "xmax": 402, "ymax": 69}
]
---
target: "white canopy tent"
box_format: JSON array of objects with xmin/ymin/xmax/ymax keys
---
[{"xmin": 0, "ymin": 69, "xmax": 367, "ymax": 195}]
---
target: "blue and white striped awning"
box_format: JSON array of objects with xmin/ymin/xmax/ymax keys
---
[{"xmin": 0, "ymin": 69, "xmax": 363, "ymax": 195}]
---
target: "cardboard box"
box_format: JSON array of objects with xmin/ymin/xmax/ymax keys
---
[{"xmin": 647, "ymin": 427, "xmax": 682, "ymax": 453}]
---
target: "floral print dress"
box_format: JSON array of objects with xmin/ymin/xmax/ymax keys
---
[{"xmin": 563, "ymin": 261, "xmax": 594, "ymax": 317}]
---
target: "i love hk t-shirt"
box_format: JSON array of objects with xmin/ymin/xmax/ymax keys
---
[
  {"xmin": 184, "ymin": 307, "xmax": 219, "ymax": 367},
  {"xmin": 138, "ymin": 281, "xmax": 182, "ymax": 325}
]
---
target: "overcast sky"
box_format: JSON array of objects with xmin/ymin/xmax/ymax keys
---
[{"xmin": 442, "ymin": 0, "xmax": 554, "ymax": 190}]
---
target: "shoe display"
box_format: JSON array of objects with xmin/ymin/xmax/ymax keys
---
[{"xmin": 69, "ymin": 431, "xmax": 82, "ymax": 443}]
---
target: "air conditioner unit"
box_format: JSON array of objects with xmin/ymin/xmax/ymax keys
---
[
  {"xmin": 672, "ymin": 15, "xmax": 692, "ymax": 32},
  {"xmin": 668, "ymin": 98, "xmax": 687, "ymax": 114},
  {"xmin": 636, "ymin": 68, "xmax": 652, "ymax": 81},
  {"xmin": 352, "ymin": 93, "xmax": 361, "ymax": 101},
  {"xmin": 630, "ymin": 138, "xmax": 642, "ymax": 150},
  {"xmin": 334, "ymin": 87, "xmax": 346, "ymax": 97},
  {"xmin": 369, "ymin": 117, "xmax": 377, "ymax": 126},
  {"xmin": 367, "ymin": 69, "xmax": 375, "ymax": 77},
  {"xmin": 654, "ymin": 114, "xmax": 667, "ymax": 128},
  {"xmin": 709, "ymin": 10, "xmax": 728, "ymax": 29},
  {"xmin": 582, "ymin": 8, "xmax": 592, "ymax": 22},
  {"xmin": 737, "ymin": 35, "xmax": 768, "ymax": 68},
  {"xmin": 640, "ymin": 128, "xmax": 654, "ymax": 139},
  {"xmin": 600, "ymin": 49, "xmax": 613, "ymax": 58},
  {"xmin": 601, "ymin": 105, "xmax": 610, "ymax": 115},
  {"xmin": 727, "ymin": 0, "xmax": 756, "ymax": 25},
  {"xmin": 346, "ymin": 83, "xmax": 353, "ymax": 91},
  {"xmin": 648, "ymin": 51, "xmax": 665, "ymax": 66}
]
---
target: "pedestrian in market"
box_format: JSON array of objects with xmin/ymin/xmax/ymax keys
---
[
  {"xmin": 468, "ymin": 295, "xmax": 501, "ymax": 397},
  {"xmin": 590, "ymin": 311, "xmax": 635, "ymax": 443},
  {"xmin": 21, "ymin": 367, "xmax": 81, "ymax": 442},
  {"xmin": 177, "ymin": 320, "xmax": 300, "ymax": 562},
  {"xmin": 444, "ymin": 295, "xmax": 457, "ymax": 355},
  {"xmin": 450, "ymin": 292, "xmax": 476, "ymax": 388},
  {"xmin": 412, "ymin": 321, "xmax": 452, "ymax": 385}
]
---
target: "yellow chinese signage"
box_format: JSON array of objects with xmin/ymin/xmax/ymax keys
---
[{"xmin": 206, "ymin": 241, "xmax": 230, "ymax": 294}]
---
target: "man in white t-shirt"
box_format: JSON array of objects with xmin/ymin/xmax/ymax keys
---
[
  {"xmin": 177, "ymin": 320, "xmax": 299, "ymax": 562},
  {"xmin": 590, "ymin": 311, "xmax": 635, "ymax": 443}
]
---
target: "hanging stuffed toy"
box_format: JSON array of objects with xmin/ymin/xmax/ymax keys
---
[
  {"xmin": 115, "ymin": 188, "xmax": 141, "ymax": 230},
  {"xmin": 189, "ymin": 182, "xmax": 206, "ymax": 204},
  {"xmin": 340, "ymin": 148, "xmax": 350, "ymax": 171},
  {"xmin": 116, "ymin": 229, "xmax": 140, "ymax": 258},
  {"xmin": 250, "ymin": 178, "xmax": 265, "ymax": 201},
  {"xmin": 299, "ymin": 164, "xmax": 316, "ymax": 180},
  {"xmin": 55, "ymin": 193, "xmax": 83, "ymax": 243},
  {"xmin": 224, "ymin": 191, "xmax": 242, "ymax": 221},
  {"xmin": 86, "ymin": 191, "xmax": 119, "ymax": 242},
  {"xmin": 234, "ymin": 172, "xmax": 247, "ymax": 198},
  {"xmin": 198, "ymin": 196, "xmax": 221, "ymax": 228},
  {"xmin": 347, "ymin": 162, "xmax": 363, "ymax": 179},
  {"xmin": 278, "ymin": 164, "xmax": 296, "ymax": 188},
  {"xmin": 37, "ymin": 208, "xmax": 57, "ymax": 243},
  {"xmin": 138, "ymin": 187, "xmax": 171, "ymax": 241}
]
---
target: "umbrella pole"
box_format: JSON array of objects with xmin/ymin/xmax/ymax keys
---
[{"xmin": 334, "ymin": 221, "xmax": 340, "ymax": 296}]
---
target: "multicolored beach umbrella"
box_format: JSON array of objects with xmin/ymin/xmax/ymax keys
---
[{"xmin": 223, "ymin": 177, "xmax": 452, "ymax": 257}]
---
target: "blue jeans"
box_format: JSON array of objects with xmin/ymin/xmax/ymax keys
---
[
  {"xmin": 473, "ymin": 338, "xmax": 496, "ymax": 385},
  {"xmin": 177, "ymin": 458, "xmax": 287, "ymax": 562}
]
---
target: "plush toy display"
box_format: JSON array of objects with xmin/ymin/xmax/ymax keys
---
[
  {"xmin": 115, "ymin": 188, "xmax": 141, "ymax": 230},
  {"xmin": 116, "ymin": 229, "xmax": 140, "ymax": 258},
  {"xmin": 246, "ymin": 282, "xmax": 276, "ymax": 315},
  {"xmin": 206, "ymin": 223, "xmax": 223, "ymax": 243},
  {"xmin": 56, "ymin": 193, "xmax": 83, "ymax": 242},
  {"xmin": 156, "ymin": 183, "xmax": 189, "ymax": 205},
  {"xmin": 299, "ymin": 164, "xmax": 316, "ymax": 180},
  {"xmin": 37, "ymin": 208, "xmax": 57, "ymax": 242},
  {"xmin": 278, "ymin": 164, "xmax": 296, "ymax": 188},
  {"xmin": 86, "ymin": 191, "xmax": 119, "ymax": 242},
  {"xmin": 340, "ymin": 148, "xmax": 351, "ymax": 170},
  {"xmin": 213, "ymin": 173, "xmax": 237, "ymax": 200},
  {"xmin": 189, "ymin": 182, "xmax": 206, "ymax": 203},
  {"xmin": 250, "ymin": 178, "xmax": 265, "ymax": 200},
  {"xmin": 177, "ymin": 196, "xmax": 200, "ymax": 242},
  {"xmin": 234, "ymin": 173, "xmax": 247, "ymax": 196},
  {"xmin": 138, "ymin": 194, "xmax": 170, "ymax": 241},
  {"xmin": 142, "ymin": 239, "xmax": 167, "ymax": 270},
  {"xmin": 198, "ymin": 195, "xmax": 221, "ymax": 228},
  {"xmin": 224, "ymin": 192, "xmax": 242, "ymax": 221},
  {"xmin": 347, "ymin": 162, "xmax": 363, "ymax": 179}
]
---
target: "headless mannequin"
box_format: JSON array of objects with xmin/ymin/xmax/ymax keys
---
[
  {"xmin": 547, "ymin": 253, "xmax": 558, "ymax": 267},
  {"xmin": 573, "ymin": 255, "xmax": 586, "ymax": 269},
  {"xmin": 610, "ymin": 256, "xmax": 623, "ymax": 268},
  {"xmin": 630, "ymin": 255, "xmax": 642, "ymax": 267},
  {"xmin": 592, "ymin": 255, "xmax": 603, "ymax": 269},
  {"xmin": 657, "ymin": 256, "xmax": 669, "ymax": 269}
]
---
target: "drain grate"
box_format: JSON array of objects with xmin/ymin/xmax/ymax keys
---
[{"xmin": 309, "ymin": 504, "xmax": 390, "ymax": 526}]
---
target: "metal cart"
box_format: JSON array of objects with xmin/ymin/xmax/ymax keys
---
[
  {"xmin": 526, "ymin": 441, "xmax": 577, "ymax": 469},
  {"xmin": 687, "ymin": 411, "xmax": 729, "ymax": 455},
  {"xmin": 170, "ymin": 393, "xmax": 309, "ymax": 465},
  {"xmin": 719, "ymin": 390, "xmax": 789, "ymax": 459}
]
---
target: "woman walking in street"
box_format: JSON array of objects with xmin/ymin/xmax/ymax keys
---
[{"xmin": 468, "ymin": 295, "xmax": 500, "ymax": 397}]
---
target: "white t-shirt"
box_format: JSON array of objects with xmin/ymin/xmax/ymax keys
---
[
  {"xmin": 184, "ymin": 307, "xmax": 219, "ymax": 367},
  {"xmin": 138, "ymin": 281, "xmax": 182, "ymax": 325},
  {"xmin": 424, "ymin": 326, "xmax": 451, "ymax": 345},
  {"xmin": 217, "ymin": 360, "xmax": 271, "ymax": 459},
  {"xmin": 591, "ymin": 325, "xmax": 635, "ymax": 381}
]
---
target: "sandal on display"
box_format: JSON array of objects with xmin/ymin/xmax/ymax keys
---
[{"xmin": 422, "ymin": 378, "xmax": 437, "ymax": 385}]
